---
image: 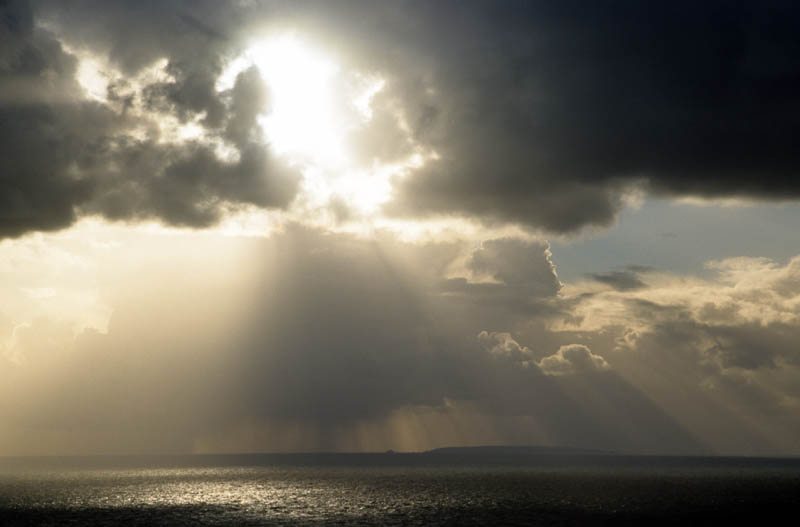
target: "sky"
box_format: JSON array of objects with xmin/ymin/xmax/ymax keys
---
[{"xmin": 2, "ymin": 0, "xmax": 800, "ymax": 456}]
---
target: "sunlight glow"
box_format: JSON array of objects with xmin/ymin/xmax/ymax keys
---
[
  {"xmin": 249, "ymin": 36, "xmax": 348, "ymax": 166},
  {"xmin": 74, "ymin": 55, "xmax": 108, "ymax": 102},
  {"xmin": 224, "ymin": 34, "xmax": 421, "ymax": 217}
]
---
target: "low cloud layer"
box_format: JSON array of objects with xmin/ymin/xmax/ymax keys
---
[{"xmin": 2, "ymin": 226, "xmax": 799, "ymax": 455}]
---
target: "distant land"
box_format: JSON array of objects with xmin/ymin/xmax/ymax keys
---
[
  {"xmin": 4, "ymin": 447, "xmax": 800, "ymax": 472},
  {"xmin": 421, "ymin": 445, "xmax": 614, "ymax": 456}
]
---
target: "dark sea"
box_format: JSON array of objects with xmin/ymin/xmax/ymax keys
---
[{"xmin": 1, "ymin": 451, "xmax": 799, "ymax": 526}]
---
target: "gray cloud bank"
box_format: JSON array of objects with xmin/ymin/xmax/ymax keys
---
[{"xmin": 2, "ymin": 1, "xmax": 800, "ymax": 237}]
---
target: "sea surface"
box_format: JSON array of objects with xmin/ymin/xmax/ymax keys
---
[{"xmin": 1, "ymin": 452, "xmax": 799, "ymax": 525}]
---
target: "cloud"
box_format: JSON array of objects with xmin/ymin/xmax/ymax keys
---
[
  {"xmin": 477, "ymin": 331, "xmax": 610, "ymax": 376},
  {"xmin": 539, "ymin": 344, "xmax": 610, "ymax": 376},
  {"xmin": 290, "ymin": 0, "xmax": 800, "ymax": 232},
  {"xmin": 2, "ymin": 0, "xmax": 800, "ymax": 457},
  {"xmin": 0, "ymin": 0, "xmax": 98, "ymax": 237},
  {"xmin": 4, "ymin": 1, "xmax": 800, "ymax": 238},
  {"xmin": 1, "ymin": 228, "xmax": 796, "ymax": 455},
  {"xmin": 557, "ymin": 254, "xmax": 800, "ymax": 453},
  {"xmin": 0, "ymin": 0, "xmax": 299, "ymax": 238},
  {"xmin": 0, "ymin": 226, "xmax": 706, "ymax": 455},
  {"xmin": 468, "ymin": 239, "xmax": 561, "ymax": 291},
  {"xmin": 478, "ymin": 331, "xmax": 535, "ymax": 364},
  {"xmin": 590, "ymin": 268, "xmax": 649, "ymax": 291},
  {"xmin": 438, "ymin": 238, "xmax": 565, "ymax": 328}
]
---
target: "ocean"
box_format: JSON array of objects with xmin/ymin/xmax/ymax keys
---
[{"xmin": 1, "ymin": 452, "xmax": 799, "ymax": 525}]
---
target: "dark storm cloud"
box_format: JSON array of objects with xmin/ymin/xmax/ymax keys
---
[
  {"xmin": 0, "ymin": 0, "xmax": 97, "ymax": 237},
  {"xmin": 290, "ymin": 0, "xmax": 800, "ymax": 231},
  {"xmin": 387, "ymin": 1, "xmax": 800, "ymax": 230},
  {"xmin": 85, "ymin": 140, "xmax": 297, "ymax": 228},
  {"xmin": 5, "ymin": 0, "xmax": 800, "ymax": 237},
  {"xmin": 0, "ymin": 0, "xmax": 298, "ymax": 238},
  {"xmin": 38, "ymin": 0, "xmax": 235, "ymax": 75}
]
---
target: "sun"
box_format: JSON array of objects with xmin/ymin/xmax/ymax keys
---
[
  {"xmin": 217, "ymin": 34, "xmax": 428, "ymax": 220},
  {"xmin": 247, "ymin": 36, "xmax": 348, "ymax": 167}
]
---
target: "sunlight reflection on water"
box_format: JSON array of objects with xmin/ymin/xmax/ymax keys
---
[{"xmin": 2, "ymin": 459, "xmax": 800, "ymax": 525}]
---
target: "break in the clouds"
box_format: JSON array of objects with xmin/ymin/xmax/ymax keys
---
[{"xmin": 2, "ymin": 0, "xmax": 800, "ymax": 237}]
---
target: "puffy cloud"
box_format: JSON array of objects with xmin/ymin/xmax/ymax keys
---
[
  {"xmin": 477, "ymin": 331, "xmax": 611, "ymax": 377},
  {"xmin": 538, "ymin": 344, "xmax": 610, "ymax": 376},
  {"xmin": 478, "ymin": 331, "xmax": 535, "ymax": 364}
]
